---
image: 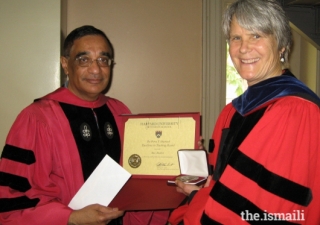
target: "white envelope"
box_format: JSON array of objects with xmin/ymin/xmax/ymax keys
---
[{"xmin": 68, "ymin": 154, "xmax": 131, "ymax": 210}]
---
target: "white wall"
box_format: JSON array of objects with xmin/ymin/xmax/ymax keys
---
[
  {"xmin": 65, "ymin": 0, "xmax": 202, "ymax": 114},
  {"xmin": 0, "ymin": 0, "xmax": 61, "ymax": 150}
]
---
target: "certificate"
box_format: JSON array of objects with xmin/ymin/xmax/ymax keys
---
[{"xmin": 121, "ymin": 113, "xmax": 200, "ymax": 176}]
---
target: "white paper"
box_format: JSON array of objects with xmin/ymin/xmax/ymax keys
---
[{"xmin": 68, "ymin": 154, "xmax": 131, "ymax": 210}]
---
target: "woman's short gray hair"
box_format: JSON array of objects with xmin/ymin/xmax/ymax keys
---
[{"xmin": 222, "ymin": 0, "xmax": 292, "ymax": 64}]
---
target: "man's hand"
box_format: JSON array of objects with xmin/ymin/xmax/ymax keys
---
[{"xmin": 68, "ymin": 204, "xmax": 124, "ymax": 225}]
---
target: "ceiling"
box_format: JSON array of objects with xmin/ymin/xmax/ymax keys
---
[{"xmin": 283, "ymin": 0, "xmax": 320, "ymax": 6}]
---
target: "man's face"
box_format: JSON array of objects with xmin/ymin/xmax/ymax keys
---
[{"xmin": 61, "ymin": 35, "xmax": 112, "ymax": 101}]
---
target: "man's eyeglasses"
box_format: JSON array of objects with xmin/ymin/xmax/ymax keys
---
[{"xmin": 75, "ymin": 56, "xmax": 114, "ymax": 67}]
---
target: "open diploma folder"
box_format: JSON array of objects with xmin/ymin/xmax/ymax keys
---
[
  {"xmin": 69, "ymin": 112, "xmax": 200, "ymax": 211},
  {"xmin": 109, "ymin": 112, "xmax": 200, "ymax": 210},
  {"xmin": 167, "ymin": 150, "xmax": 209, "ymax": 185}
]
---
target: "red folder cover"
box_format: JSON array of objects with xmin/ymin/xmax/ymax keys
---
[
  {"xmin": 108, "ymin": 175, "xmax": 186, "ymax": 210},
  {"xmin": 109, "ymin": 112, "xmax": 200, "ymax": 210}
]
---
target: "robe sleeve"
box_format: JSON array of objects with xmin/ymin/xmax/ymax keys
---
[{"xmin": 0, "ymin": 104, "xmax": 73, "ymax": 225}]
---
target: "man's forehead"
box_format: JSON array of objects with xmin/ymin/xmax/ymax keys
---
[
  {"xmin": 70, "ymin": 35, "xmax": 111, "ymax": 56},
  {"xmin": 74, "ymin": 51, "xmax": 110, "ymax": 58}
]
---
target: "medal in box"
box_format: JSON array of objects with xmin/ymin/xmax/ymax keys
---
[{"xmin": 167, "ymin": 149, "xmax": 209, "ymax": 186}]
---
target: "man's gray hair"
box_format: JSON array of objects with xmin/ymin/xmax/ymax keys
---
[{"xmin": 222, "ymin": 0, "xmax": 292, "ymax": 64}]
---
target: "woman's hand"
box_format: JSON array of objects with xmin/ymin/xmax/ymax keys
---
[
  {"xmin": 68, "ymin": 204, "xmax": 124, "ymax": 225},
  {"xmin": 175, "ymin": 180, "xmax": 201, "ymax": 196},
  {"xmin": 175, "ymin": 175, "xmax": 213, "ymax": 196}
]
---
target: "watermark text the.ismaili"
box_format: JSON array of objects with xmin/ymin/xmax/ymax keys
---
[{"xmin": 241, "ymin": 210, "xmax": 305, "ymax": 222}]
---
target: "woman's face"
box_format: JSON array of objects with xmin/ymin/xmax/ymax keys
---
[{"xmin": 229, "ymin": 16, "xmax": 284, "ymax": 86}]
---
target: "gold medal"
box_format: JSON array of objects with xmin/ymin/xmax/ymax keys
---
[{"xmin": 176, "ymin": 175, "xmax": 199, "ymax": 183}]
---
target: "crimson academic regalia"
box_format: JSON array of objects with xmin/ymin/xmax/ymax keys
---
[
  {"xmin": 0, "ymin": 87, "xmax": 169, "ymax": 225},
  {"xmin": 169, "ymin": 72, "xmax": 320, "ymax": 225}
]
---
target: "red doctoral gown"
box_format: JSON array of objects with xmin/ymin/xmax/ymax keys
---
[
  {"xmin": 0, "ymin": 88, "xmax": 168, "ymax": 225},
  {"xmin": 169, "ymin": 74, "xmax": 320, "ymax": 225}
]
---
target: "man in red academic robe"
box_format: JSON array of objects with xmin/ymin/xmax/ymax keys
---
[{"xmin": 0, "ymin": 25, "xmax": 169, "ymax": 225}]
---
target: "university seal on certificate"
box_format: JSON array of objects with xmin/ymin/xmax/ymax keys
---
[{"xmin": 128, "ymin": 154, "xmax": 142, "ymax": 168}]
